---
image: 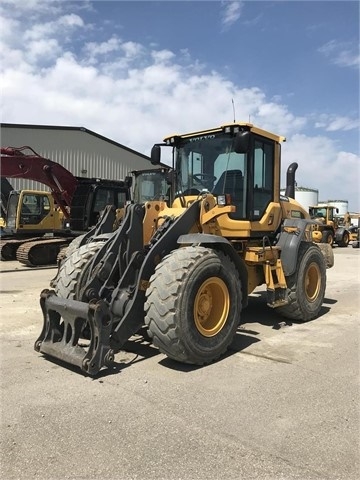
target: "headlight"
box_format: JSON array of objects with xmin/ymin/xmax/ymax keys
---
[{"xmin": 217, "ymin": 195, "xmax": 226, "ymax": 206}]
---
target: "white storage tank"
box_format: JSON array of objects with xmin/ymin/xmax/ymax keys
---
[
  {"xmin": 326, "ymin": 200, "xmax": 348, "ymax": 217},
  {"xmin": 280, "ymin": 186, "xmax": 319, "ymax": 212}
]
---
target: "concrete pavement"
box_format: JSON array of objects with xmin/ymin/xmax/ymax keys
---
[{"xmin": 0, "ymin": 247, "xmax": 359, "ymax": 480}]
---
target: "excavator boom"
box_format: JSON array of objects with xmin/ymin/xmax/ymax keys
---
[
  {"xmin": 1, "ymin": 146, "xmax": 131, "ymax": 265},
  {"xmin": 1, "ymin": 146, "xmax": 78, "ymax": 218}
]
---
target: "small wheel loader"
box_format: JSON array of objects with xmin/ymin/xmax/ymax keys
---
[
  {"xmin": 309, "ymin": 205, "xmax": 351, "ymax": 247},
  {"xmin": 35, "ymin": 122, "xmax": 334, "ymax": 375}
]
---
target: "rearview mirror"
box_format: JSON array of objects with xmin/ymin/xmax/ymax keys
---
[
  {"xmin": 234, "ymin": 131, "xmax": 250, "ymax": 153},
  {"xmin": 151, "ymin": 145, "xmax": 161, "ymax": 165},
  {"xmin": 124, "ymin": 175, "xmax": 133, "ymax": 188}
]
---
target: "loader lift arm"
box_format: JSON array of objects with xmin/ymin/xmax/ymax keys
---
[{"xmin": 35, "ymin": 200, "xmax": 201, "ymax": 375}]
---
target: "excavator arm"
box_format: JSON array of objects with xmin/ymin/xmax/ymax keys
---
[
  {"xmin": 0, "ymin": 146, "xmax": 79, "ymax": 218},
  {"xmin": 1, "ymin": 178, "xmax": 13, "ymax": 218}
]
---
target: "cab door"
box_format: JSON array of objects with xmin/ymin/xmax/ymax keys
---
[
  {"xmin": 18, "ymin": 192, "xmax": 59, "ymax": 232},
  {"xmin": 250, "ymin": 138, "xmax": 274, "ymax": 220}
]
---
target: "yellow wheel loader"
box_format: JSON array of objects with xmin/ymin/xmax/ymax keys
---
[
  {"xmin": 35, "ymin": 122, "xmax": 333, "ymax": 375},
  {"xmin": 309, "ymin": 205, "xmax": 350, "ymax": 247}
]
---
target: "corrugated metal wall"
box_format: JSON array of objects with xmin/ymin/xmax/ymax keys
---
[{"xmin": 1, "ymin": 125, "xmax": 156, "ymax": 192}]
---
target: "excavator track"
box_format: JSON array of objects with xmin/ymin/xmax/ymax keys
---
[
  {"xmin": 0, "ymin": 236, "xmax": 47, "ymax": 261},
  {"xmin": 16, "ymin": 237, "xmax": 74, "ymax": 267}
]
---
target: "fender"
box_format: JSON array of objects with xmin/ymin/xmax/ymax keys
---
[
  {"xmin": 335, "ymin": 226, "xmax": 347, "ymax": 243},
  {"xmin": 276, "ymin": 218, "xmax": 318, "ymax": 276}
]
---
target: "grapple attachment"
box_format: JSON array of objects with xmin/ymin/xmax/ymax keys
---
[{"xmin": 35, "ymin": 289, "xmax": 114, "ymax": 376}]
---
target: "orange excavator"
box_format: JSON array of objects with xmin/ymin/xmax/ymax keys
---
[{"xmin": 0, "ymin": 146, "xmax": 131, "ymax": 266}]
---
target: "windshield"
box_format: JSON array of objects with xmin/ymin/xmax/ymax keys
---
[
  {"xmin": 310, "ymin": 207, "xmax": 333, "ymax": 221},
  {"xmin": 7, "ymin": 192, "xmax": 19, "ymax": 228},
  {"xmin": 175, "ymin": 133, "xmax": 247, "ymax": 216},
  {"xmin": 93, "ymin": 188, "xmax": 128, "ymax": 212},
  {"xmin": 133, "ymin": 170, "xmax": 169, "ymax": 203},
  {"xmin": 171, "ymin": 128, "xmax": 278, "ymax": 221}
]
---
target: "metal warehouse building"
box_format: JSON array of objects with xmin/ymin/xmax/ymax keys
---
[{"xmin": 0, "ymin": 123, "xmax": 157, "ymax": 191}]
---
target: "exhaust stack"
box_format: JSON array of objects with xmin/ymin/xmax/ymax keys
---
[{"xmin": 285, "ymin": 162, "xmax": 298, "ymax": 199}]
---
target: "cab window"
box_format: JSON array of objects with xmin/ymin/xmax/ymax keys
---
[
  {"xmin": 21, "ymin": 194, "xmax": 50, "ymax": 224},
  {"xmin": 252, "ymin": 140, "xmax": 274, "ymax": 218}
]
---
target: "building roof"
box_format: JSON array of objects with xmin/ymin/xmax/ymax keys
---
[{"xmin": 1, "ymin": 122, "xmax": 151, "ymax": 161}]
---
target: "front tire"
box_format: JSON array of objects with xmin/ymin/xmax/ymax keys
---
[
  {"xmin": 63, "ymin": 233, "xmax": 87, "ymax": 258},
  {"xmin": 145, "ymin": 246, "xmax": 242, "ymax": 365},
  {"xmin": 322, "ymin": 230, "xmax": 334, "ymax": 246},
  {"xmin": 278, "ymin": 243, "xmax": 326, "ymax": 321},
  {"xmin": 54, "ymin": 241, "xmax": 105, "ymax": 299}
]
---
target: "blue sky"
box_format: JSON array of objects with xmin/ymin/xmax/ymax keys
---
[{"xmin": 1, "ymin": 0, "xmax": 359, "ymax": 210}]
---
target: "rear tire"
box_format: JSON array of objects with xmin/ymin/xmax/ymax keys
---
[
  {"xmin": 278, "ymin": 243, "xmax": 326, "ymax": 321},
  {"xmin": 145, "ymin": 246, "xmax": 242, "ymax": 364},
  {"xmin": 337, "ymin": 231, "xmax": 349, "ymax": 247}
]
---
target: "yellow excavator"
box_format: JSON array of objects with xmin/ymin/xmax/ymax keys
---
[
  {"xmin": 0, "ymin": 188, "xmax": 66, "ymax": 233},
  {"xmin": 0, "ymin": 146, "xmax": 131, "ymax": 265},
  {"xmin": 35, "ymin": 121, "xmax": 333, "ymax": 375}
]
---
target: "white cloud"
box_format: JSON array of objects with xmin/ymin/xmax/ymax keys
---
[
  {"xmin": 0, "ymin": 0, "xmax": 358, "ymax": 211},
  {"xmin": 151, "ymin": 49, "xmax": 176, "ymax": 64},
  {"xmin": 283, "ymin": 135, "xmax": 360, "ymax": 210},
  {"xmin": 0, "ymin": 10, "xmax": 86, "ymax": 67},
  {"xmin": 58, "ymin": 13, "xmax": 85, "ymax": 28},
  {"xmin": 318, "ymin": 40, "xmax": 360, "ymax": 68},
  {"xmin": 0, "ymin": 0, "xmax": 92, "ymax": 18},
  {"xmin": 26, "ymin": 38, "xmax": 61, "ymax": 64},
  {"xmin": 315, "ymin": 114, "xmax": 360, "ymax": 132},
  {"xmin": 23, "ymin": 14, "xmax": 84, "ymax": 42},
  {"xmin": 221, "ymin": 1, "xmax": 244, "ymax": 29},
  {"xmin": 83, "ymin": 36, "xmax": 123, "ymax": 64},
  {"xmin": 254, "ymin": 102, "xmax": 307, "ymax": 135},
  {"xmin": 0, "ymin": 0, "xmax": 64, "ymax": 16}
]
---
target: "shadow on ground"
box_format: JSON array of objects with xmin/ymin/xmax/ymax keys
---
[{"xmin": 35, "ymin": 290, "xmax": 336, "ymax": 378}]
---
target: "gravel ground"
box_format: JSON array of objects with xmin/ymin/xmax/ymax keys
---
[{"xmin": 0, "ymin": 246, "xmax": 359, "ymax": 480}]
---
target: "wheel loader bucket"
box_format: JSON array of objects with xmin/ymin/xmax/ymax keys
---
[{"xmin": 35, "ymin": 290, "xmax": 114, "ymax": 376}]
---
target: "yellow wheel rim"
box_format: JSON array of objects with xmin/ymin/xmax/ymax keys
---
[
  {"xmin": 305, "ymin": 262, "xmax": 321, "ymax": 302},
  {"xmin": 194, "ymin": 277, "xmax": 230, "ymax": 337}
]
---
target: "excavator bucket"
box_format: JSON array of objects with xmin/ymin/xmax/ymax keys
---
[{"xmin": 35, "ymin": 290, "xmax": 114, "ymax": 376}]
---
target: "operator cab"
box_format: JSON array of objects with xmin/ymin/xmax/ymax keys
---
[
  {"xmin": 131, "ymin": 168, "xmax": 171, "ymax": 205},
  {"xmin": 5, "ymin": 190, "xmax": 53, "ymax": 232},
  {"xmin": 152, "ymin": 123, "xmax": 283, "ymax": 223}
]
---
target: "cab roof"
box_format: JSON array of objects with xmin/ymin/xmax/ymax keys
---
[{"xmin": 163, "ymin": 122, "xmax": 286, "ymax": 144}]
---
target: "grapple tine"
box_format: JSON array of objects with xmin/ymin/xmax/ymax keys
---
[{"xmin": 35, "ymin": 290, "xmax": 114, "ymax": 376}]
